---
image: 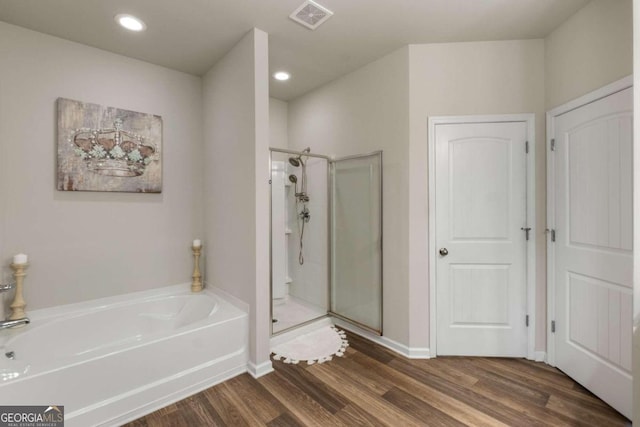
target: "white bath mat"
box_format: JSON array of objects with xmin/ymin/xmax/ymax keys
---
[{"xmin": 272, "ymin": 326, "xmax": 348, "ymax": 365}]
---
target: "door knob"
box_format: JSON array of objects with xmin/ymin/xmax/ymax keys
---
[{"xmin": 439, "ymin": 248, "xmax": 448, "ymax": 256}]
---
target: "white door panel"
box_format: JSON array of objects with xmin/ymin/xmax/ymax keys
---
[
  {"xmin": 450, "ymin": 138, "xmax": 511, "ymax": 240},
  {"xmin": 436, "ymin": 121, "xmax": 528, "ymax": 356},
  {"xmin": 553, "ymin": 87, "xmax": 633, "ymax": 418}
]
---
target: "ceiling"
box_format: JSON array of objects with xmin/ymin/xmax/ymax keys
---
[{"xmin": 0, "ymin": 0, "xmax": 590, "ymax": 101}]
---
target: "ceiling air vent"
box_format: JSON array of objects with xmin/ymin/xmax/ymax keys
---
[{"xmin": 289, "ymin": 0, "xmax": 334, "ymax": 30}]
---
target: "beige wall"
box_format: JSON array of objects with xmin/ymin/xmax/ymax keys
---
[
  {"xmin": 288, "ymin": 47, "xmax": 411, "ymax": 344},
  {"xmin": 203, "ymin": 28, "xmax": 271, "ymax": 370},
  {"xmin": 269, "ymin": 98, "xmax": 288, "ymax": 149},
  {"xmin": 0, "ymin": 22, "xmax": 203, "ymax": 311},
  {"xmin": 632, "ymin": 1, "xmax": 639, "ymax": 425},
  {"xmin": 409, "ymin": 40, "xmax": 546, "ymax": 350},
  {"xmin": 254, "ymin": 29, "xmax": 271, "ymax": 371},
  {"xmin": 545, "ymin": 0, "xmax": 633, "ymax": 110}
]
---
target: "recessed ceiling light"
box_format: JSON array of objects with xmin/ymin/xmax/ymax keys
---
[
  {"xmin": 274, "ymin": 71, "xmax": 291, "ymax": 81},
  {"xmin": 115, "ymin": 14, "xmax": 146, "ymax": 32}
]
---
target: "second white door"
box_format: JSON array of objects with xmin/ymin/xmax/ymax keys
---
[
  {"xmin": 435, "ymin": 120, "xmax": 528, "ymax": 356},
  {"xmin": 551, "ymin": 87, "xmax": 633, "ymax": 419}
]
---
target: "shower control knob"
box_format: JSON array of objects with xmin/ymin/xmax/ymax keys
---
[{"xmin": 439, "ymin": 248, "xmax": 449, "ymax": 256}]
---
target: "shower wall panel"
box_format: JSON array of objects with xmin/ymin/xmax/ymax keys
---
[{"xmin": 288, "ymin": 157, "xmax": 328, "ymax": 311}]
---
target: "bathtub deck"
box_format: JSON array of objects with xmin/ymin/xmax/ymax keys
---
[
  {"xmin": 124, "ymin": 331, "xmax": 629, "ymax": 426},
  {"xmin": 0, "ymin": 287, "xmax": 248, "ymax": 427}
]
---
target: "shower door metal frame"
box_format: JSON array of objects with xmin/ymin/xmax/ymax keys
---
[
  {"xmin": 328, "ymin": 150, "xmax": 383, "ymax": 336},
  {"xmin": 269, "ymin": 148, "xmax": 332, "ymax": 337},
  {"xmin": 268, "ymin": 148, "xmax": 383, "ymax": 337}
]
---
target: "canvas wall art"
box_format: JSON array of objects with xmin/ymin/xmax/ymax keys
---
[{"xmin": 57, "ymin": 98, "xmax": 162, "ymax": 193}]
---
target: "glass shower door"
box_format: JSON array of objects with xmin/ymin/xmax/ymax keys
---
[
  {"xmin": 270, "ymin": 148, "xmax": 330, "ymax": 335},
  {"xmin": 330, "ymin": 152, "xmax": 382, "ymax": 334}
]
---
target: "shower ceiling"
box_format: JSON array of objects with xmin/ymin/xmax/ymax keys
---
[{"xmin": 0, "ymin": 0, "xmax": 589, "ymax": 100}]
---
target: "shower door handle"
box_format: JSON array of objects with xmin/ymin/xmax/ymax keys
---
[{"xmin": 439, "ymin": 248, "xmax": 448, "ymax": 256}]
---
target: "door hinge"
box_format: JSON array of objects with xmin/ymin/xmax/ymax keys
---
[
  {"xmin": 550, "ymin": 138, "xmax": 556, "ymax": 151},
  {"xmin": 551, "ymin": 320, "xmax": 556, "ymax": 333},
  {"xmin": 525, "ymin": 141, "xmax": 529, "ymax": 154},
  {"xmin": 546, "ymin": 228, "xmax": 556, "ymax": 242},
  {"xmin": 526, "ymin": 315, "xmax": 529, "ymax": 327},
  {"xmin": 521, "ymin": 227, "xmax": 531, "ymax": 240}
]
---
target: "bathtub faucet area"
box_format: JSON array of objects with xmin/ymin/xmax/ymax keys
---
[
  {"xmin": 0, "ymin": 318, "xmax": 30, "ymax": 330},
  {"xmin": 0, "ymin": 281, "xmax": 15, "ymax": 293},
  {"xmin": 0, "ymin": 281, "xmax": 29, "ymax": 329},
  {"xmin": 0, "ymin": 255, "xmax": 30, "ymax": 327}
]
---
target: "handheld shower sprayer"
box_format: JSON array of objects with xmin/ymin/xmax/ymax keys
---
[
  {"xmin": 284, "ymin": 147, "xmax": 313, "ymax": 265},
  {"xmin": 289, "ymin": 174, "xmax": 298, "ymax": 194}
]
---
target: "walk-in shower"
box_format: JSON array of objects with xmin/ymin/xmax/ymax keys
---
[{"xmin": 269, "ymin": 148, "xmax": 382, "ymax": 335}]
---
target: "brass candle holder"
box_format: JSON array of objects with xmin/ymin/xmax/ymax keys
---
[
  {"xmin": 191, "ymin": 245, "xmax": 203, "ymax": 293},
  {"xmin": 9, "ymin": 263, "xmax": 28, "ymax": 321}
]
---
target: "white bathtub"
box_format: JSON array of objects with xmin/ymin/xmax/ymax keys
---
[{"xmin": 0, "ymin": 284, "xmax": 248, "ymax": 426}]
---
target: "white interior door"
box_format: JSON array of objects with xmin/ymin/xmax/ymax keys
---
[
  {"xmin": 435, "ymin": 121, "xmax": 528, "ymax": 356},
  {"xmin": 551, "ymin": 87, "xmax": 633, "ymax": 419}
]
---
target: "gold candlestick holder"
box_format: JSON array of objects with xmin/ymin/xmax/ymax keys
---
[
  {"xmin": 191, "ymin": 245, "xmax": 203, "ymax": 293},
  {"xmin": 9, "ymin": 263, "xmax": 28, "ymax": 321}
]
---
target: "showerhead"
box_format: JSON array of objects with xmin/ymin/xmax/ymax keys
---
[
  {"xmin": 288, "ymin": 174, "xmax": 298, "ymax": 184},
  {"xmin": 289, "ymin": 148, "xmax": 310, "ymax": 167},
  {"xmin": 288, "ymin": 157, "xmax": 301, "ymax": 167}
]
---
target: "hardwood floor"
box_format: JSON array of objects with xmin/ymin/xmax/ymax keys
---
[{"xmin": 125, "ymin": 331, "xmax": 630, "ymax": 426}]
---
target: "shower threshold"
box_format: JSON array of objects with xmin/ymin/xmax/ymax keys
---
[{"xmin": 272, "ymin": 296, "xmax": 326, "ymax": 334}]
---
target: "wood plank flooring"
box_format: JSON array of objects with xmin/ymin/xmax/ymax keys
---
[{"xmin": 125, "ymin": 331, "xmax": 630, "ymax": 426}]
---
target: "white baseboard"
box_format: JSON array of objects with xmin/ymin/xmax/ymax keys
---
[
  {"xmin": 332, "ymin": 318, "xmax": 431, "ymax": 359},
  {"xmin": 379, "ymin": 336, "xmax": 431, "ymax": 359},
  {"xmin": 534, "ymin": 351, "xmax": 547, "ymax": 362},
  {"xmin": 247, "ymin": 360, "xmax": 274, "ymax": 378}
]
